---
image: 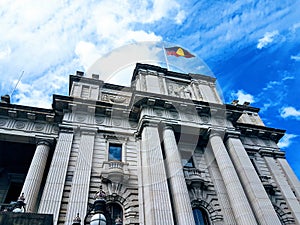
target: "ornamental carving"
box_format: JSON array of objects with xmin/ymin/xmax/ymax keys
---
[
  {"xmin": 34, "ymin": 123, "xmax": 45, "ymax": 131},
  {"xmin": 15, "ymin": 121, "xmax": 26, "ymax": 129},
  {"xmin": 0, "ymin": 119, "xmax": 7, "ymax": 126},
  {"xmin": 169, "ymin": 111, "xmax": 179, "ymax": 119},
  {"xmin": 95, "ymin": 116, "xmax": 105, "ymax": 124},
  {"xmin": 167, "ymin": 83, "xmax": 193, "ymax": 99},
  {"xmin": 75, "ymin": 114, "xmax": 86, "ymax": 122},
  {"xmin": 129, "ymin": 121, "xmax": 137, "ymax": 128},
  {"xmin": 113, "ymin": 118, "xmax": 122, "ymax": 126},
  {"xmin": 154, "ymin": 109, "xmax": 163, "ymax": 116},
  {"xmin": 185, "ymin": 113, "xmax": 194, "ymax": 121},
  {"xmin": 101, "ymin": 93, "xmax": 129, "ymax": 104},
  {"xmin": 201, "ymin": 115, "xmax": 210, "ymax": 123}
]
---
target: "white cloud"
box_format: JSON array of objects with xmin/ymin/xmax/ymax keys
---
[
  {"xmin": 141, "ymin": 0, "xmax": 182, "ymax": 24},
  {"xmin": 262, "ymin": 80, "xmax": 280, "ymax": 91},
  {"xmin": 175, "ymin": 10, "xmax": 186, "ymax": 24},
  {"xmin": 278, "ymin": 133, "xmax": 298, "ymax": 148},
  {"xmin": 280, "ymin": 106, "xmax": 300, "ymax": 120},
  {"xmin": 231, "ymin": 90, "xmax": 255, "ymax": 104},
  {"xmin": 75, "ymin": 41, "xmax": 101, "ymax": 70},
  {"xmin": 0, "ymin": 0, "xmax": 183, "ymax": 106},
  {"xmin": 0, "ymin": 45, "xmax": 11, "ymax": 60},
  {"xmin": 291, "ymin": 22, "xmax": 300, "ymax": 33},
  {"xmin": 291, "ymin": 55, "xmax": 300, "ymax": 61},
  {"xmin": 257, "ymin": 30, "xmax": 279, "ymax": 49}
]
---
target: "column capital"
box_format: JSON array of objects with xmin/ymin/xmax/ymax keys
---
[
  {"xmin": 208, "ymin": 128, "xmax": 225, "ymax": 138},
  {"xmin": 36, "ymin": 137, "xmax": 55, "ymax": 147},
  {"xmin": 140, "ymin": 120, "xmax": 160, "ymax": 131},
  {"xmin": 225, "ymin": 130, "xmax": 241, "ymax": 141},
  {"xmin": 80, "ymin": 127, "xmax": 97, "ymax": 136},
  {"xmin": 59, "ymin": 124, "xmax": 76, "ymax": 133},
  {"xmin": 162, "ymin": 124, "xmax": 175, "ymax": 132}
]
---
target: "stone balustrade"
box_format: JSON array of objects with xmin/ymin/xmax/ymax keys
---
[{"xmin": 101, "ymin": 161, "xmax": 130, "ymax": 184}]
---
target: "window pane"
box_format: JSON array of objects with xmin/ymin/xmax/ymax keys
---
[
  {"xmin": 108, "ymin": 143, "xmax": 122, "ymax": 161},
  {"xmin": 193, "ymin": 208, "xmax": 209, "ymax": 225}
]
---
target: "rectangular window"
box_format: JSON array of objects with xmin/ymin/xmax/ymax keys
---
[{"xmin": 108, "ymin": 143, "xmax": 122, "ymax": 161}]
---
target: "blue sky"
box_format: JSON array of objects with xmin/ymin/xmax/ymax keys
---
[{"xmin": 0, "ymin": 0, "xmax": 299, "ymax": 178}]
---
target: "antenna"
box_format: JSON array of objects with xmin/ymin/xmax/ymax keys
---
[{"xmin": 10, "ymin": 70, "xmax": 24, "ymax": 97}]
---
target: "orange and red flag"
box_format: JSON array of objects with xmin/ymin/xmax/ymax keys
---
[{"xmin": 165, "ymin": 46, "xmax": 195, "ymax": 58}]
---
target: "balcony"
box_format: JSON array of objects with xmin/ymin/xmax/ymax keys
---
[
  {"xmin": 101, "ymin": 161, "xmax": 130, "ymax": 184},
  {"xmin": 183, "ymin": 168, "xmax": 209, "ymax": 189}
]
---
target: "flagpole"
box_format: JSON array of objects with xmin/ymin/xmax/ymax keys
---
[
  {"xmin": 162, "ymin": 43, "xmax": 170, "ymax": 70},
  {"xmin": 11, "ymin": 70, "xmax": 24, "ymax": 97}
]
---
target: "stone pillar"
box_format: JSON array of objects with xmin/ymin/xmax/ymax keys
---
[
  {"xmin": 141, "ymin": 123, "xmax": 174, "ymax": 225},
  {"xmin": 225, "ymin": 132, "xmax": 281, "ymax": 225},
  {"xmin": 38, "ymin": 129, "xmax": 74, "ymax": 224},
  {"xmin": 20, "ymin": 139, "xmax": 52, "ymax": 212},
  {"xmin": 163, "ymin": 126, "xmax": 195, "ymax": 225},
  {"xmin": 208, "ymin": 129, "xmax": 257, "ymax": 225},
  {"xmin": 204, "ymin": 146, "xmax": 237, "ymax": 224},
  {"xmin": 277, "ymin": 158, "xmax": 300, "ymax": 200},
  {"xmin": 263, "ymin": 153, "xmax": 300, "ymax": 224},
  {"xmin": 65, "ymin": 128, "xmax": 96, "ymax": 224}
]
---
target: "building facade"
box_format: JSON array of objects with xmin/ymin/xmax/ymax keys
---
[{"xmin": 0, "ymin": 63, "xmax": 300, "ymax": 225}]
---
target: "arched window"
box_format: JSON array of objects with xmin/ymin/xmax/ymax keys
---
[
  {"xmin": 106, "ymin": 202, "xmax": 123, "ymax": 225},
  {"xmin": 193, "ymin": 208, "xmax": 210, "ymax": 225}
]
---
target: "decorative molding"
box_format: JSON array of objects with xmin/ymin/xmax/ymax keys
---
[
  {"xmin": 0, "ymin": 118, "xmax": 7, "ymax": 126},
  {"xmin": 101, "ymin": 93, "xmax": 129, "ymax": 105},
  {"xmin": 34, "ymin": 123, "xmax": 45, "ymax": 131},
  {"xmin": 95, "ymin": 116, "xmax": 105, "ymax": 125},
  {"xmin": 259, "ymin": 148, "xmax": 285, "ymax": 158},
  {"xmin": 15, "ymin": 121, "xmax": 26, "ymax": 129}
]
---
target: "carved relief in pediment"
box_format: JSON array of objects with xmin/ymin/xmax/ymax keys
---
[
  {"xmin": 101, "ymin": 93, "xmax": 130, "ymax": 105},
  {"xmin": 166, "ymin": 80, "xmax": 193, "ymax": 99}
]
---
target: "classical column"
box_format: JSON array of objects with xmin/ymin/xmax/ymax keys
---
[
  {"xmin": 263, "ymin": 152, "xmax": 300, "ymax": 224},
  {"xmin": 20, "ymin": 139, "xmax": 52, "ymax": 212},
  {"xmin": 163, "ymin": 125, "xmax": 195, "ymax": 225},
  {"xmin": 225, "ymin": 132, "xmax": 281, "ymax": 225},
  {"xmin": 141, "ymin": 123, "xmax": 174, "ymax": 225},
  {"xmin": 38, "ymin": 129, "xmax": 74, "ymax": 224},
  {"xmin": 208, "ymin": 129, "xmax": 257, "ymax": 225},
  {"xmin": 277, "ymin": 158, "xmax": 300, "ymax": 200},
  {"xmin": 65, "ymin": 128, "xmax": 96, "ymax": 224}
]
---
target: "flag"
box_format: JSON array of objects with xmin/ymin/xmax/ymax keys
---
[{"xmin": 165, "ymin": 46, "xmax": 195, "ymax": 58}]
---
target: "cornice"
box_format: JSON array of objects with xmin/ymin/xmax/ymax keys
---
[
  {"xmin": 0, "ymin": 102, "xmax": 56, "ymax": 123},
  {"xmin": 131, "ymin": 63, "xmax": 216, "ymax": 84},
  {"xmin": 259, "ymin": 147, "xmax": 286, "ymax": 158},
  {"xmin": 236, "ymin": 122, "xmax": 285, "ymax": 143}
]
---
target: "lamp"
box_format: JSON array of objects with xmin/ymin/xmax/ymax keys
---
[
  {"xmin": 84, "ymin": 186, "xmax": 107, "ymax": 225},
  {"xmin": 72, "ymin": 213, "xmax": 81, "ymax": 225},
  {"xmin": 11, "ymin": 193, "xmax": 26, "ymax": 213}
]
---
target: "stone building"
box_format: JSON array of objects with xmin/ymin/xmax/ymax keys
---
[{"xmin": 0, "ymin": 63, "xmax": 299, "ymax": 225}]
